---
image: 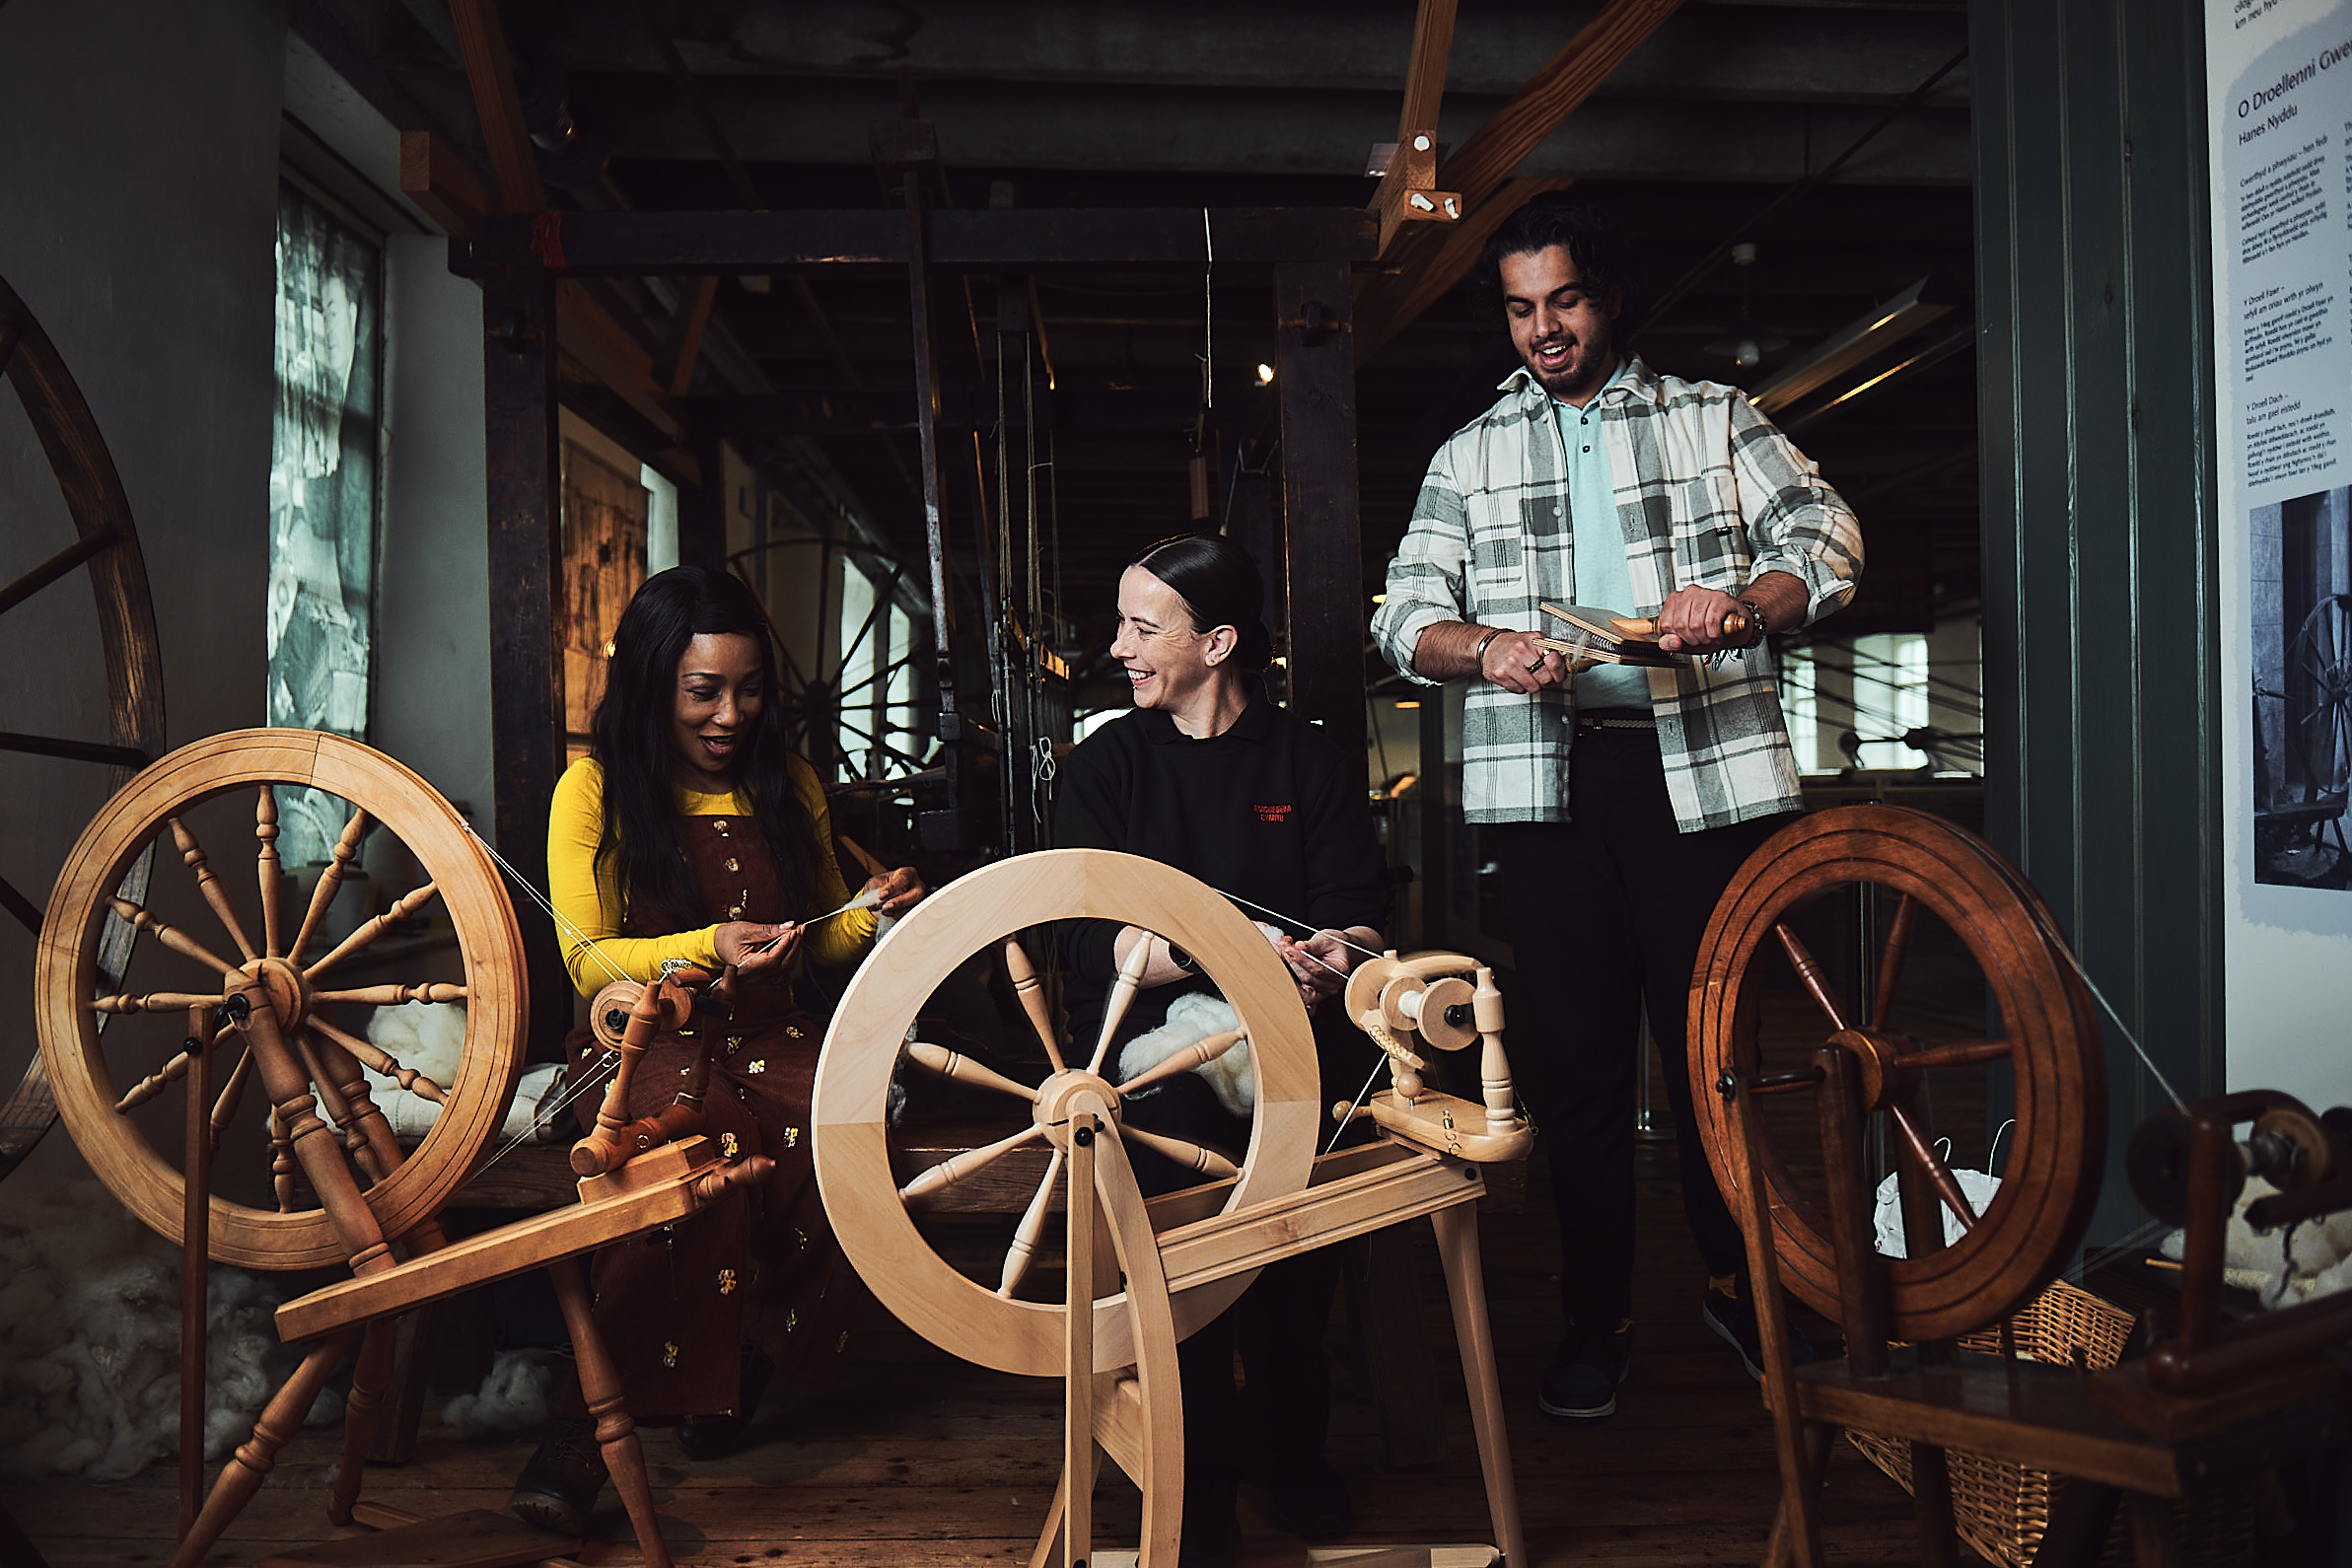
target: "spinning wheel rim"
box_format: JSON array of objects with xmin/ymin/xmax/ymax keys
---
[
  {"xmin": 0, "ymin": 269, "xmax": 167, "ymax": 1179},
  {"xmin": 813, "ymin": 849, "xmax": 1319, "ymax": 1378},
  {"xmin": 36, "ymin": 730, "xmax": 526, "ymax": 1269},
  {"xmin": 1689, "ymin": 806, "xmax": 2106, "ymax": 1342}
]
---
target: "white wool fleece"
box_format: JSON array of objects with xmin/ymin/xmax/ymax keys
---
[{"xmin": 1115, "ymin": 993, "xmax": 1253, "ymax": 1118}]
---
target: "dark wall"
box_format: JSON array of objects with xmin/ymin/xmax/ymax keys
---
[{"xmin": 1971, "ymin": 0, "xmax": 2224, "ymax": 1246}]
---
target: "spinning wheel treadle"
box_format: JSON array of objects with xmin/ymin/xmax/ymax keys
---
[
  {"xmin": 1689, "ymin": 805, "xmax": 2107, "ymax": 1344},
  {"xmin": 36, "ymin": 729, "xmax": 526, "ymax": 1270}
]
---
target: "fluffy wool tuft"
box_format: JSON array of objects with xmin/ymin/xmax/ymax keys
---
[
  {"xmin": 442, "ymin": 1348, "xmax": 563, "ymax": 1436},
  {"xmin": 366, "ymin": 1000, "xmax": 467, "ymax": 1091},
  {"xmin": 2159, "ymin": 1176, "xmax": 2352, "ymax": 1308},
  {"xmin": 1116, "ymin": 994, "xmax": 1253, "ymax": 1117},
  {"xmin": 0, "ymin": 1182, "xmax": 339, "ymax": 1481}
]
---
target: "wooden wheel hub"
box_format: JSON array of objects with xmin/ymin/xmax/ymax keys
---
[
  {"xmin": 1827, "ymin": 1028, "xmax": 1921, "ymax": 1110},
  {"xmin": 1034, "ymin": 1069, "xmax": 1123, "ymax": 1148},
  {"xmin": 247, "ymin": 957, "xmax": 310, "ymax": 1030}
]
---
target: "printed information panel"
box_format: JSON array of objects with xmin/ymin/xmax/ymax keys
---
[{"xmin": 2213, "ymin": 0, "xmax": 2352, "ymax": 1102}]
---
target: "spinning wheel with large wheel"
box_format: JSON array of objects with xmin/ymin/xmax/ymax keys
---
[
  {"xmin": 0, "ymin": 267, "xmax": 168, "ymax": 1180},
  {"xmin": 36, "ymin": 730, "xmax": 526, "ymax": 1270},
  {"xmin": 816, "ymin": 849, "xmax": 1526, "ymax": 1567},
  {"xmin": 1689, "ymin": 804, "xmax": 2107, "ymax": 1343}
]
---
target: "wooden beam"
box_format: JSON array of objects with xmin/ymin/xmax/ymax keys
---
[
  {"xmin": 397, "ymin": 131, "xmax": 489, "ymax": 241},
  {"xmin": 1354, "ymin": 0, "xmax": 1683, "ymax": 354},
  {"xmin": 442, "ymin": 0, "xmax": 543, "ymax": 213},
  {"xmin": 477, "ymin": 251, "xmax": 570, "ymax": 1057},
  {"xmin": 463, "ymin": 208, "xmax": 1378, "ymax": 276},
  {"xmin": 1367, "ymin": 0, "xmax": 1463, "ymax": 255},
  {"xmin": 664, "ymin": 276, "xmax": 720, "ymax": 397},
  {"xmin": 1435, "ymin": 0, "xmax": 1684, "ymax": 212},
  {"xmin": 1355, "ymin": 176, "xmax": 1572, "ymax": 360},
  {"xmin": 552, "ymin": 280, "xmax": 679, "ymax": 437},
  {"xmin": 1396, "ymin": 0, "xmax": 1460, "ymax": 143}
]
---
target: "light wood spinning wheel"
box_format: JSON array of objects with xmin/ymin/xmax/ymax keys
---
[
  {"xmin": 0, "ymin": 266, "xmax": 168, "ymax": 1179},
  {"xmin": 36, "ymin": 729, "xmax": 525, "ymax": 1270},
  {"xmin": 817, "ymin": 849, "xmax": 1526, "ymax": 1568}
]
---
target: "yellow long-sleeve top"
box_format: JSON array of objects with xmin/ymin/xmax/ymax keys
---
[{"xmin": 548, "ymin": 754, "xmax": 878, "ymax": 997}]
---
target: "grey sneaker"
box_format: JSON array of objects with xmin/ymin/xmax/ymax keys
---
[{"xmin": 1537, "ymin": 1321, "xmax": 1631, "ymax": 1421}]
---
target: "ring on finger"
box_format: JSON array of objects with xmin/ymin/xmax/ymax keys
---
[{"xmin": 1526, "ymin": 654, "xmax": 1546, "ymax": 672}]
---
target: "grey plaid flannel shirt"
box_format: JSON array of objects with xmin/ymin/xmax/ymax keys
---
[{"xmin": 1373, "ymin": 358, "xmax": 1862, "ymax": 830}]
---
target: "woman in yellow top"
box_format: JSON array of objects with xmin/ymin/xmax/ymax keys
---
[{"xmin": 512, "ymin": 565, "xmax": 924, "ymax": 1535}]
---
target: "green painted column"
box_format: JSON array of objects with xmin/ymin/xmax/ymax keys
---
[{"xmin": 1971, "ymin": 0, "xmax": 2225, "ymax": 1245}]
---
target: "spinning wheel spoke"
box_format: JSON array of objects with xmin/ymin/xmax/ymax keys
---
[
  {"xmin": 168, "ymin": 815, "xmax": 257, "ymax": 963},
  {"xmin": 309, "ymin": 982, "xmax": 465, "ymax": 1008},
  {"xmin": 255, "ymin": 785, "xmax": 283, "ymax": 959},
  {"xmin": 1116, "ymin": 1123, "xmax": 1238, "ymax": 1180},
  {"xmin": 0, "ymin": 871, "xmax": 40, "ymax": 937},
  {"xmin": 1003, "ymin": 939, "xmax": 1068, "ymax": 1073},
  {"xmin": 287, "ymin": 810, "xmax": 369, "ymax": 966},
  {"xmin": 0, "ymin": 731, "xmax": 149, "ymax": 767},
  {"xmin": 1869, "ymin": 892, "xmax": 1916, "ymax": 1031},
  {"xmin": 302, "ymin": 883, "xmax": 438, "ymax": 983},
  {"xmin": 998, "ymin": 1147, "xmax": 1065, "ymax": 1298},
  {"xmin": 904, "ymin": 1041, "xmax": 1039, "ymax": 1102},
  {"xmin": 1087, "ymin": 938, "xmax": 1154, "ymax": 1075},
  {"xmin": 0, "ymin": 524, "xmax": 113, "ymax": 618},
  {"xmin": 107, "ymin": 896, "xmax": 241, "ymax": 980},
  {"xmin": 1901, "ymin": 1039, "xmax": 2012, "ymax": 1071},
  {"xmin": 1115, "ymin": 1028, "xmax": 1247, "ymax": 1098},
  {"xmin": 210, "ymin": 1043, "xmax": 255, "ymax": 1152},
  {"xmin": 303, "ymin": 1014, "xmax": 447, "ymax": 1104},
  {"xmin": 899, "ymin": 1123, "xmax": 1046, "ymax": 1202},
  {"xmin": 1772, "ymin": 922, "xmax": 1849, "ymax": 1033},
  {"xmin": 1886, "ymin": 1101, "xmax": 1978, "ymax": 1234},
  {"xmin": 93, "ymin": 989, "xmax": 221, "ymax": 1016},
  {"xmin": 114, "ymin": 1021, "xmax": 232, "ymax": 1113}
]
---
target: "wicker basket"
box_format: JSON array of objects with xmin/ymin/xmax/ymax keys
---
[{"xmin": 1846, "ymin": 1279, "xmax": 2259, "ymax": 1567}]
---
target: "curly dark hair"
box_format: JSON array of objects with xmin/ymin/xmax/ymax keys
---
[{"xmin": 1472, "ymin": 193, "xmax": 1637, "ymax": 323}]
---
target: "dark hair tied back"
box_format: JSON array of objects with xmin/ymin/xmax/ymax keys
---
[
  {"xmin": 1475, "ymin": 192, "xmax": 1636, "ymax": 324},
  {"xmin": 590, "ymin": 565, "xmax": 814, "ymax": 930},
  {"xmin": 1131, "ymin": 534, "xmax": 1275, "ymax": 673}
]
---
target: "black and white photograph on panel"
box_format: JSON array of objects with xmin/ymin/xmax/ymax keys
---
[{"xmin": 2254, "ymin": 485, "xmax": 2352, "ymax": 888}]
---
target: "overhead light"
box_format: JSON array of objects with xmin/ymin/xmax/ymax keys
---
[
  {"xmin": 1371, "ymin": 593, "xmax": 1387, "ymax": 605},
  {"xmin": 1745, "ymin": 277, "xmax": 1950, "ymax": 415},
  {"xmin": 1394, "ymin": 699, "xmax": 1420, "ymax": 709},
  {"xmin": 1255, "ymin": 363, "xmax": 1275, "ymax": 385}
]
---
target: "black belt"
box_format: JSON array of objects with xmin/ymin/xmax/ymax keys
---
[{"xmin": 1576, "ymin": 708, "xmax": 1657, "ymax": 734}]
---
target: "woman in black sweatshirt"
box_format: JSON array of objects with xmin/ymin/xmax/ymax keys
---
[{"xmin": 1053, "ymin": 534, "xmax": 1388, "ymax": 1566}]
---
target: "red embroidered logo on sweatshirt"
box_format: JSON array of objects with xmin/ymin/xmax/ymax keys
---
[{"xmin": 1253, "ymin": 803, "xmax": 1293, "ymax": 823}]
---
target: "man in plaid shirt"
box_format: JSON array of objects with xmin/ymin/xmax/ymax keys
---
[{"xmin": 1373, "ymin": 195, "xmax": 1861, "ymax": 1422}]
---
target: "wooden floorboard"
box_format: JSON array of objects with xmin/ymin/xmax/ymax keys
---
[{"xmin": 0, "ymin": 1125, "xmax": 1935, "ymax": 1567}]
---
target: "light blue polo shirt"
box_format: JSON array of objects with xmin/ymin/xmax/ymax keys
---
[{"xmin": 1554, "ymin": 361, "xmax": 1651, "ymax": 709}]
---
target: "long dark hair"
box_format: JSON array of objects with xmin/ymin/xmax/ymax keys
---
[
  {"xmin": 590, "ymin": 566, "xmax": 814, "ymax": 930},
  {"xmin": 1131, "ymin": 534, "xmax": 1275, "ymax": 673}
]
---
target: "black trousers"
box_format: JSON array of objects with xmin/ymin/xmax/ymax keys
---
[{"xmin": 1492, "ymin": 724, "xmax": 1792, "ymax": 1336}]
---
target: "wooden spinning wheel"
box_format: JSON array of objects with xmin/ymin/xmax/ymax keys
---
[
  {"xmin": 816, "ymin": 849, "xmax": 1319, "ymax": 1379},
  {"xmin": 0, "ymin": 266, "xmax": 168, "ymax": 1179},
  {"xmin": 816, "ymin": 849, "xmax": 1525, "ymax": 1568},
  {"xmin": 36, "ymin": 730, "xmax": 525, "ymax": 1269},
  {"xmin": 1689, "ymin": 805, "xmax": 2107, "ymax": 1344}
]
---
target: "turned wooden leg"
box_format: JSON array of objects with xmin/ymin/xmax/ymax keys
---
[
  {"xmin": 1911, "ymin": 1440, "xmax": 1960, "ymax": 1568},
  {"xmin": 1431, "ymin": 1199, "xmax": 1527, "ymax": 1568},
  {"xmin": 546, "ymin": 1254, "xmax": 670, "ymax": 1568},
  {"xmin": 170, "ymin": 1330, "xmax": 359, "ymax": 1568},
  {"xmin": 327, "ymin": 1318, "xmax": 401, "ymax": 1524}
]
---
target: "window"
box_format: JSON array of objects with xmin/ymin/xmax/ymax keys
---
[
  {"xmin": 266, "ymin": 183, "xmax": 382, "ymax": 863},
  {"xmin": 1849, "ymin": 633, "xmax": 1930, "ymax": 770}
]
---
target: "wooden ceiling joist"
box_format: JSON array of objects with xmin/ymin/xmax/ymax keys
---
[{"xmin": 1356, "ymin": 0, "xmax": 1686, "ymax": 358}]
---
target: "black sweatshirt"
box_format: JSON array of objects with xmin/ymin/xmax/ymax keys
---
[{"xmin": 1051, "ymin": 685, "xmax": 1389, "ymax": 1070}]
